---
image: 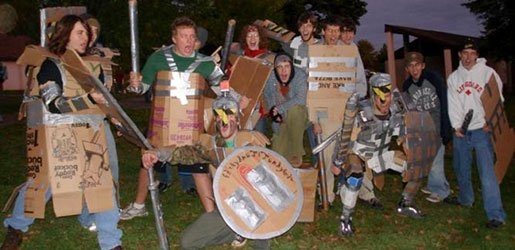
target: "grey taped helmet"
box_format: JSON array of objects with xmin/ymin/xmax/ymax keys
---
[
  {"xmin": 369, "ymin": 73, "xmax": 392, "ymax": 102},
  {"xmin": 212, "ymin": 91, "xmax": 240, "ymax": 119}
]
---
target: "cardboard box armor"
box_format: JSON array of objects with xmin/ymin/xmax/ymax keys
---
[
  {"xmin": 24, "ymin": 104, "xmax": 114, "ymax": 218},
  {"xmin": 148, "ymin": 71, "xmax": 206, "ymax": 147}
]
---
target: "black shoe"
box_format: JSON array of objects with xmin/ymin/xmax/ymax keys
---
[
  {"xmin": 339, "ymin": 215, "xmax": 354, "ymax": 236},
  {"xmin": 364, "ymin": 198, "xmax": 384, "ymax": 210},
  {"xmin": 184, "ymin": 188, "xmax": 197, "ymax": 197},
  {"xmin": 443, "ymin": 196, "xmax": 460, "ymax": 205},
  {"xmin": 158, "ymin": 182, "xmax": 171, "ymax": 193},
  {"xmin": 1, "ymin": 226, "xmax": 23, "ymax": 250},
  {"xmin": 110, "ymin": 246, "xmax": 123, "ymax": 250},
  {"xmin": 486, "ymin": 219, "xmax": 504, "ymax": 229},
  {"xmin": 397, "ymin": 199, "xmax": 424, "ymax": 219}
]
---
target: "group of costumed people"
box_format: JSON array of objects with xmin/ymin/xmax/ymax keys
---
[{"xmin": 1, "ymin": 7, "xmax": 508, "ymax": 250}]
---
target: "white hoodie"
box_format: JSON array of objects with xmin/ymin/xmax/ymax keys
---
[{"xmin": 447, "ymin": 58, "xmax": 504, "ymax": 131}]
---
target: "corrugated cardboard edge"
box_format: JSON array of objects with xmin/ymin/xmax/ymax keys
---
[{"xmin": 480, "ymin": 75, "xmax": 514, "ymax": 183}]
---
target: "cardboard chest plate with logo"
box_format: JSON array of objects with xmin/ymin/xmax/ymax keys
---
[
  {"xmin": 25, "ymin": 121, "xmax": 114, "ymax": 218},
  {"xmin": 213, "ymin": 146, "xmax": 303, "ymax": 239},
  {"xmin": 148, "ymin": 71, "xmax": 206, "ymax": 147}
]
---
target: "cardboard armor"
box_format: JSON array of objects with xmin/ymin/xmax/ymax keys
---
[
  {"xmin": 148, "ymin": 71, "xmax": 206, "ymax": 148},
  {"xmin": 17, "ymin": 47, "xmax": 114, "ymax": 218},
  {"xmin": 213, "ymin": 146, "xmax": 303, "ymax": 239}
]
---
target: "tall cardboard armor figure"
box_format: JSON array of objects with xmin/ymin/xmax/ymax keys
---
[
  {"xmin": 2, "ymin": 15, "xmax": 122, "ymax": 250},
  {"xmin": 124, "ymin": 17, "xmax": 246, "ymax": 217},
  {"xmin": 141, "ymin": 82, "xmax": 271, "ymax": 249},
  {"xmin": 307, "ymin": 15, "xmax": 368, "ymax": 206},
  {"xmin": 332, "ymin": 73, "xmax": 437, "ymax": 236}
]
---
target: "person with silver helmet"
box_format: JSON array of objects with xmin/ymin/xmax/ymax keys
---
[{"xmin": 332, "ymin": 73, "xmax": 426, "ymax": 236}]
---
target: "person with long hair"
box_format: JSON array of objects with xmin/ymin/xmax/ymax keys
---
[{"xmin": 2, "ymin": 15, "xmax": 122, "ymax": 250}]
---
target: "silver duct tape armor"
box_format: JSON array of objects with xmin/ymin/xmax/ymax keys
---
[
  {"xmin": 349, "ymin": 98, "xmax": 405, "ymax": 174},
  {"xmin": 332, "ymin": 93, "xmax": 360, "ymax": 167},
  {"xmin": 26, "ymin": 99, "xmax": 105, "ymax": 130},
  {"xmin": 39, "ymin": 81, "xmax": 61, "ymax": 107}
]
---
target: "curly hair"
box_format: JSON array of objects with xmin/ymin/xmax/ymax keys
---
[
  {"xmin": 238, "ymin": 24, "xmax": 268, "ymax": 50},
  {"xmin": 48, "ymin": 15, "xmax": 91, "ymax": 56},
  {"xmin": 297, "ymin": 12, "xmax": 318, "ymax": 30}
]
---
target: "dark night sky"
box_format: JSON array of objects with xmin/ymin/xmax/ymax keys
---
[{"xmin": 357, "ymin": 0, "xmax": 483, "ymax": 50}]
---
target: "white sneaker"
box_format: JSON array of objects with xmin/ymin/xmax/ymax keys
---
[
  {"xmin": 82, "ymin": 222, "xmax": 97, "ymax": 232},
  {"xmin": 420, "ymin": 187, "xmax": 432, "ymax": 195},
  {"xmin": 231, "ymin": 234, "xmax": 247, "ymax": 248},
  {"xmin": 120, "ymin": 203, "xmax": 148, "ymax": 220},
  {"xmin": 426, "ymin": 193, "xmax": 443, "ymax": 203}
]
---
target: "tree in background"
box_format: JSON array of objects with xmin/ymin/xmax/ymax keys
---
[
  {"xmin": 463, "ymin": 0, "xmax": 514, "ymax": 60},
  {"xmin": 357, "ymin": 39, "xmax": 380, "ymax": 72},
  {"xmin": 281, "ymin": 0, "xmax": 367, "ymax": 33},
  {"xmin": 3, "ymin": 0, "xmax": 367, "ymax": 71}
]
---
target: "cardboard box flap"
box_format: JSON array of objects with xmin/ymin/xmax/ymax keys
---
[{"xmin": 16, "ymin": 45, "xmax": 58, "ymax": 67}]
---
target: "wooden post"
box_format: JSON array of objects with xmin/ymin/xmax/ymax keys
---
[
  {"xmin": 386, "ymin": 31, "xmax": 397, "ymax": 88},
  {"xmin": 443, "ymin": 48, "xmax": 452, "ymax": 81}
]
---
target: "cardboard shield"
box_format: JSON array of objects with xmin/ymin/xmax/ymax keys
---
[
  {"xmin": 480, "ymin": 75, "xmax": 514, "ymax": 183},
  {"xmin": 213, "ymin": 146, "xmax": 303, "ymax": 239},
  {"xmin": 402, "ymin": 111, "xmax": 440, "ymax": 182},
  {"xmin": 61, "ymin": 49, "xmax": 152, "ymax": 150}
]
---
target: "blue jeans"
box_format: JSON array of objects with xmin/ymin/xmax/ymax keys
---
[
  {"xmin": 4, "ymin": 123, "xmax": 122, "ymax": 249},
  {"xmin": 427, "ymin": 144, "xmax": 450, "ymax": 198},
  {"xmin": 453, "ymin": 129, "xmax": 506, "ymax": 222},
  {"xmin": 4, "ymin": 183, "xmax": 122, "ymax": 250},
  {"xmin": 159, "ymin": 163, "xmax": 196, "ymax": 191}
]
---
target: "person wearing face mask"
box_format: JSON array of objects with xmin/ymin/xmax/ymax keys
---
[
  {"xmin": 141, "ymin": 81, "xmax": 270, "ymax": 249},
  {"xmin": 2, "ymin": 15, "xmax": 122, "ymax": 250},
  {"xmin": 447, "ymin": 39, "xmax": 506, "ymax": 229},
  {"xmin": 332, "ymin": 73, "xmax": 427, "ymax": 236},
  {"xmin": 263, "ymin": 53, "xmax": 308, "ymax": 167}
]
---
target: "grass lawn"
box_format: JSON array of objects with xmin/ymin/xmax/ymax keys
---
[{"xmin": 0, "ymin": 91, "xmax": 513, "ymax": 249}]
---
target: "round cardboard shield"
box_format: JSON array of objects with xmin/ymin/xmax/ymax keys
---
[{"xmin": 213, "ymin": 146, "xmax": 303, "ymax": 239}]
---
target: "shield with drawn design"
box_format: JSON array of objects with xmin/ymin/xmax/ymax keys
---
[
  {"xmin": 213, "ymin": 146, "xmax": 303, "ymax": 239},
  {"xmin": 402, "ymin": 110, "xmax": 440, "ymax": 182}
]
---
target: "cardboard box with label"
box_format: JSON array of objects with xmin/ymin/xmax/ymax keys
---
[
  {"xmin": 307, "ymin": 45, "xmax": 358, "ymax": 131},
  {"xmin": 24, "ymin": 111, "xmax": 114, "ymax": 218},
  {"xmin": 148, "ymin": 71, "xmax": 206, "ymax": 147}
]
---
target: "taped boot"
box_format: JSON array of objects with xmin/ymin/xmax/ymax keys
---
[
  {"xmin": 397, "ymin": 197, "xmax": 424, "ymax": 219},
  {"xmin": 338, "ymin": 173, "xmax": 362, "ymax": 236}
]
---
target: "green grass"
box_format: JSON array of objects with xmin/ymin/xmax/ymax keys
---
[{"xmin": 0, "ymin": 94, "xmax": 513, "ymax": 249}]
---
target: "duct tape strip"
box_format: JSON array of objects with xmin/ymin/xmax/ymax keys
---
[
  {"xmin": 308, "ymin": 71, "xmax": 355, "ymax": 78},
  {"xmin": 309, "ymin": 57, "xmax": 357, "ymax": 68}
]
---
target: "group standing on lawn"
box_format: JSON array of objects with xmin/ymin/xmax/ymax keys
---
[{"xmin": 0, "ymin": 8, "xmax": 508, "ymax": 250}]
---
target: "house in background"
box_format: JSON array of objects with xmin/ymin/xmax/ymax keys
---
[
  {"xmin": 0, "ymin": 33, "xmax": 32, "ymax": 90},
  {"xmin": 384, "ymin": 24, "xmax": 512, "ymax": 94}
]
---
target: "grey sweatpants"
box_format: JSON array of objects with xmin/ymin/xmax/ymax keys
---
[{"xmin": 181, "ymin": 210, "xmax": 270, "ymax": 249}]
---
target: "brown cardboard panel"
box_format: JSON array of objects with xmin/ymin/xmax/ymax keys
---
[
  {"xmin": 307, "ymin": 45, "xmax": 357, "ymax": 125},
  {"xmin": 47, "ymin": 122, "xmax": 114, "ymax": 217},
  {"xmin": 16, "ymin": 45, "xmax": 58, "ymax": 67},
  {"xmin": 229, "ymin": 56, "xmax": 272, "ymax": 128},
  {"xmin": 24, "ymin": 126, "xmax": 49, "ymax": 218},
  {"xmin": 42, "ymin": 6, "xmax": 87, "ymax": 24},
  {"xmin": 254, "ymin": 19, "xmax": 295, "ymax": 43},
  {"xmin": 480, "ymin": 76, "xmax": 514, "ymax": 183},
  {"xmin": 148, "ymin": 71, "xmax": 206, "ymax": 147},
  {"xmin": 294, "ymin": 168, "xmax": 318, "ymax": 222}
]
